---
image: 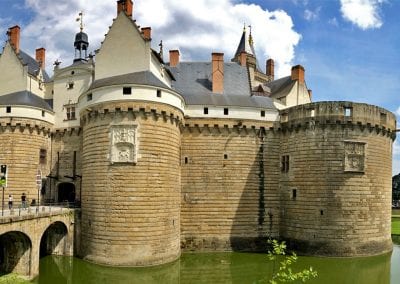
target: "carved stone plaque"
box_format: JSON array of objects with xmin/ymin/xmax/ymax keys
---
[
  {"xmin": 344, "ymin": 141, "xmax": 365, "ymax": 172},
  {"xmin": 110, "ymin": 125, "xmax": 137, "ymax": 164}
]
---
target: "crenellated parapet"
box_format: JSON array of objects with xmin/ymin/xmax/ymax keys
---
[
  {"xmin": 80, "ymin": 101, "xmax": 184, "ymax": 127},
  {"xmin": 0, "ymin": 117, "xmax": 52, "ymax": 136},
  {"xmin": 278, "ymin": 101, "xmax": 396, "ymax": 139}
]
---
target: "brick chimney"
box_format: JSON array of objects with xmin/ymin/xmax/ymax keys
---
[
  {"xmin": 212, "ymin": 53, "xmax": 224, "ymax": 94},
  {"xmin": 266, "ymin": 59, "xmax": 274, "ymax": 80},
  {"xmin": 169, "ymin": 50, "xmax": 180, "ymax": 67},
  {"xmin": 141, "ymin": 27, "xmax": 151, "ymax": 40},
  {"xmin": 239, "ymin": 51, "xmax": 247, "ymax": 67},
  {"xmin": 117, "ymin": 0, "xmax": 133, "ymax": 17},
  {"xmin": 291, "ymin": 65, "xmax": 305, "ymax": 83},
  {"xmin": 36, "ymin": 48, "xmax": 46, "ymax": 69},
  {"xmin": 8, "ymin": 25, "xmax": 20, "ymax": 54}
]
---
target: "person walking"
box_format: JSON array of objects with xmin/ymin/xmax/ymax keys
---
[
  {"xmin": 8, "ymin": 194, "xmax": 13, "ymax": 210},
  {"xmin": 21, "ymin": 193, "xmax": 27, "ymax": 209}
]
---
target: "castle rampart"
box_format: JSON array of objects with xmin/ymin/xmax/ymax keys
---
[{"xmin": 278, "ymin": 101, "xmax": 395, "ymax": 256}]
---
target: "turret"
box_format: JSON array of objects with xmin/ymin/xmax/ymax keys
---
[{"xmin": 74, "ymin": 12, "xmax": 89, "ymax": 62}]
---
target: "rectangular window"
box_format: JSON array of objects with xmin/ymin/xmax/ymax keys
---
[
  {"xmin": 310, "ymin": 109, "xmax": 315, "ymax": 117},
  {"xmin": 157, "ymin": 89, "xmax": 162, "ymax": 98},
  {"xmin": 224, "ymin": 154, "xmax": 228, "ymax": 160},
  {"xmin": 66, "ymin": 106, "xmax": 76, "ymax": 120},
  {"xmin": 224, "ymin": 108, "xmax": 229, "ymax": 115},
  {"xmin": 42, "ymin": 110, "xmax": 45, "ymax": 117},
  {"xmin": 87, "ymin": 94, "xmax": 92, "ymax": 101},
  {"xmin": 67, "ymin": 82, "xmax": 74, "ymax": 89},
  {"xmin": 184, "ymin": 157, "xmax": 188, "ymax": 164},
  {"xmin": 39, "ymin": 149, "xmax": 47, "ymax": 164},
  {"xmin": 6, "ymin": 106, "xmax": 11, "ymax": 113},
  {"xmin": 292, "ymin": 189, "xmax": 297, "ymax": 200},
  {"xmin": 123, "ymin": 87, "xmax": 132, "ymax": 95},
  {"xmin": 261, "ymin": 110, "xmax": 265, "ymax": 117},
  {"xmin": 344, "ymin": 107, "xmax": 352, "ymax": 117},
  {"xmin": 281, "ymin": 155, "xmax": 290, "ymax": 173},
  {"xmin": 204, "ymin": 107, "xmax": 208, "ymax": 115}
]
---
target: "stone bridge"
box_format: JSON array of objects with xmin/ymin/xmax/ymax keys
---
[{"xmin": 0, "ymin": 206, "xmax": 76, "ymax": 279}]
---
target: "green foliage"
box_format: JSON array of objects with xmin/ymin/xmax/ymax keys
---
[
  {"xmin": 267, "ymin": 239, "xmax": 317, "ymax": 284},
  {"xmin": 0, "ymin": 273, "xmax": 30, "ymax": 284},
  {"xmin": 392, "ymin": 217, "xmax": 400, "ymax": 235}
]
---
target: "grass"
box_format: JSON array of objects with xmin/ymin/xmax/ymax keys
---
[
  {"xmin": 392, "ymin": 217, "xmax": 400, "ymax": 235},
  {"xmin": 393, "ymin": 209, "xmax": 400, "ymax": 217}
]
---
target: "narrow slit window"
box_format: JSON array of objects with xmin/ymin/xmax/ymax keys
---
[
  {"xmin": 261, "ymin": 110, "xmax": 265, "ymax": 117},
  {"xmin": 204, "ymin": 107, "xmax": 209, "ymax": 115},
  {"xmin": 292, "ymin": 189, "xmax": 297, "ymax": 200},
  {"xmin": 224, "ymin": 108, "xmax": 229, "ymax": 115},
  {"xmin": 42, "ymin": 110, "xmax": 45, "ymax": 117},
  {"xmin": 87, "ymin": 93, "xmax": 92, "ymax": 101},
  {"xmin": 224, "ymin": 154, "xmax": 228, "ymax": 160},
  {"xmin": 184, "ymin": 157, "xmax": 188, "ymax": 164},
  {"xmin": 39, "ymin": 149, "xmax": 47, "ymax": 164},
  {"xmin": 6, "ymin": 106, "xmax": 11, "ymax": 113},
  {"xmin": 156, "ymin": 89, "xmax": 162, "ymax": 98}
]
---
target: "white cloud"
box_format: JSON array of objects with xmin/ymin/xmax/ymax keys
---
[
  {"xmin": 15, "ymin": 0, "xmax": 301, "ymax": 78},
  {"xmin": 304, "ymin": 8, "xmax": 320, "ymax": 21},
  {"xmin": 340, "ymin": 0, "xmax": 385, "ymax": 30},
  {"xmin": 328, "ymin": 17, "xmax": 339, "ymax": 27}
]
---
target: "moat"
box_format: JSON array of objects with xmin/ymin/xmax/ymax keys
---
[{"xmin": 30, "ymin": 244, "xmax": 400, "ymax": 284}]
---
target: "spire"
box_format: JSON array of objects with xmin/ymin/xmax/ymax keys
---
[
  {"xmin": 233, "ymin": 24, "xmax": 254, "ymax": 60},
  {"xmin": 73, "ymin": 11, "xmax": 89, "ymax": 63}
]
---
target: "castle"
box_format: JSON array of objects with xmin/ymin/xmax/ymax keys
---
[{"xmin": 0, "ymin": 0, "xmax": 396, "ymax": 267}]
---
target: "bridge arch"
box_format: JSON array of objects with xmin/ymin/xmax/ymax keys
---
[
  {"xmin": 0, "ymin": 231, "xmax": 32, "ymax": 276},
  {"xmin": 40, "ymin": 221, "xmax": 69, "ymax": 258}
]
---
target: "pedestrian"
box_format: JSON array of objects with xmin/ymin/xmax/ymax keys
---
[
  {"xmin": 21, "ymin": 193, "xmax": 27, "ymax": 209},
  {"xmin": 8, "ymin": 194, "xmax": 13, "ymax": 210}
]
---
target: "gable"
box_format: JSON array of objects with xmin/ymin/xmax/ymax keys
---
[
  {"xmin": 95, "ymin": 12, "xmax": 151, "ymax": 80},
  {"xmin": 0, "ymin": 43, "xmax": 27, "ymax": 96}
]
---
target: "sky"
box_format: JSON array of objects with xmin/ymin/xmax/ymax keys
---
[{"xmin": 0, "ymin": 0, "xmax": 399, "ymax": 174}]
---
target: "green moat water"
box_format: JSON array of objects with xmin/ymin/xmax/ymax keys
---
[{"xmin": 30, "ymin": 245, "xmax": 400, "ymax": 284}]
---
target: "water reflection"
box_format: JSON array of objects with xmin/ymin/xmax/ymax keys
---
[{"xmin": 33, "ymin": 246, "xmax": 399, "ymax": 284}]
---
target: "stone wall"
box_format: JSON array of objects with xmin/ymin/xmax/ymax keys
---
[
  {"xmin": 0, "ymin": 117, "xmax": 52, "ymax": 204},
  {"xmin": 180, "ymin": 118, "xmax": 280, "ymax": 251},
  {"xmin": 278, "ymin": 102, "xmax": 396, "ymax": 256},
  {"xmin": 48, "ymin": 129, "xmax": 82, "ymax": 203},
  {"xmin": 79, "ymin": 102, "xmax": 182, "ymax": 266}
]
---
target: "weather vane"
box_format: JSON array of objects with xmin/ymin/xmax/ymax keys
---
[{"xmin": 76, "ymin": 11, "xmax": 84, "ymax": 32}]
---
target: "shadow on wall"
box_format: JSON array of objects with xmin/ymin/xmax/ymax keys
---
[
  {"xmin": 40, "ymin": 221, "xmax": 68, "ymax": 258},
  {"xmin": 0, "ymin": 231, "xmax": 32, "ymax": 276}
]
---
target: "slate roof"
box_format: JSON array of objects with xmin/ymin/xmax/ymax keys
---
[
  {"xmin": 168, "ymin": 62, "xmax": 276, "ymax": 109},
  {"xmin": 19, "ymin": 50, "xmax": 51, "ymax": 82},
  {"xmin": 88, "ymin": 71, "xmax": 171, "ymax": 91},
  {"xmin": 0, "ymin": 91, "xmax": 53, "ymax": 111},
  {"xmin": 265, "ymin": 76, "xmax": 295, "ymax": 98}
]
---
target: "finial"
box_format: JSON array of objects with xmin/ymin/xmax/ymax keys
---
[
  {"xmin": 243, "ymin": 23, "xmax": 246, "ymax": 32},
  {"xmin": 248, "ymin": 25, "xmax": 254, "ymax": 46},
  {"xmin": 159, "ymin": 40, "xmax": 164, "ymax": 61},
  {"xmin": 76, "ymin": 11, "xmax": 84, "ymax": 32}
]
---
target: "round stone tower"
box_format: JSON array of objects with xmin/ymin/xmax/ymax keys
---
[
  {"xmin": 278, "ymin": 101, "xmax": 396, "ymax": 256},
  {"xmin": 0, "ymin": 92, "xmax": 54, "ymax": 203},
  {"xmin": 79, "ymin": 83, "xmax": 184, "ymax": 266}
]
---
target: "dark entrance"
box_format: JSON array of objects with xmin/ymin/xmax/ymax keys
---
[{"xmin": 57, "ymin": 183, "xmax": 75, "ymax": 203}]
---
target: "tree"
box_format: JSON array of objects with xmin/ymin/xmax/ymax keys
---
[
  {"xmin": 393, "ymin": 174, "xmax": 400, "ymax": 206},
  {"xmin": 267, "ymin": 239, "xmax": 317, "ymax": 284}
]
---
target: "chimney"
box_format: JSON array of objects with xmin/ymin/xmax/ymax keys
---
[
  {"xmin": 212, "ymin": 52, "xmax": 224, "ymax": 94},
  {"xmin": 239, "ymin": 52, "xmax": 247, "ymax": 67},
  {"xmin": 141, "ymin": 27, "xmax": 151, "ymax": 40},
  {"xmin": 266, "ymin": 59, "xmax": 274, "ymax": 80},
  {"xmin": 291, "ymin": 65, "xmax": 305, "ymax": 83},
  {"xmin": 36, "ymin": 48, "xmax": 46, "ymax": 69},
  {"xmin": 169, "ymin": 50, "xmax": 180, "ymax": 67},
  {"xmin": 8, "ymin": 25, "xmax": 20, "ymax": 54},
  {"xmin": 117, "ymin": 0, "xmax": 133, "ymax": 17}
]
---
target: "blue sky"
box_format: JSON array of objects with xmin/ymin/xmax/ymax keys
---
[{"xmin": 1, "ymin": 0, "xmax": 399, "ymax": 174}]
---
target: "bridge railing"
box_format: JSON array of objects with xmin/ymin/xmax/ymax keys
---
[{"xmin": 1, "ymin": 201, "xmax": 79, "ymax": 218}]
